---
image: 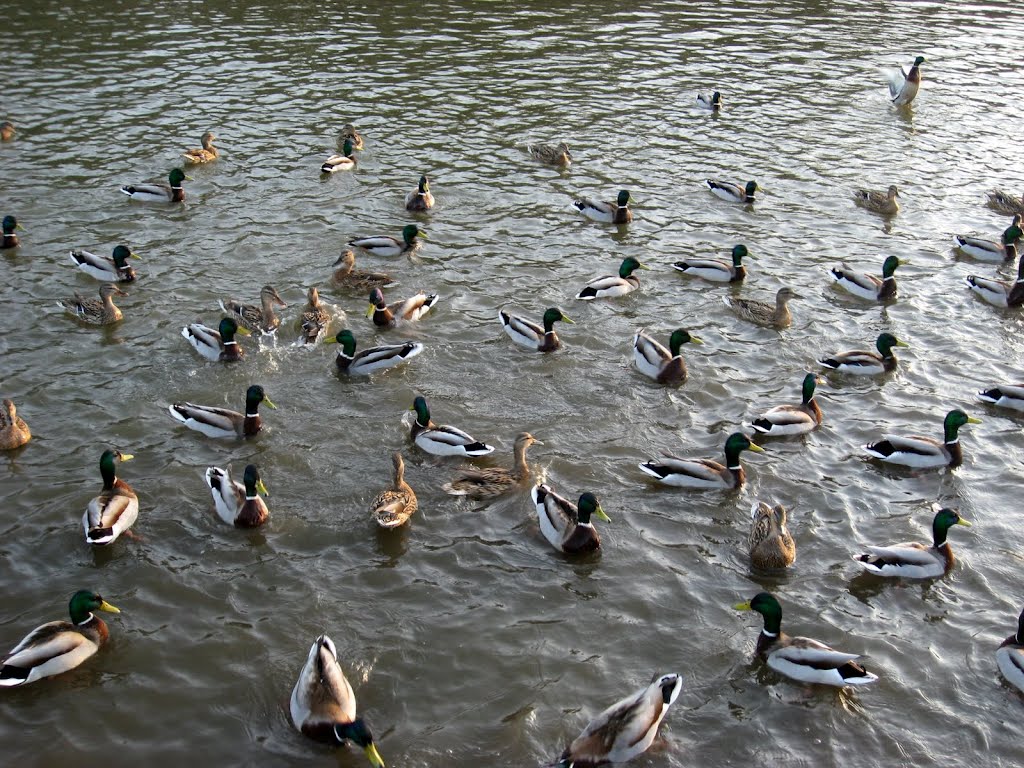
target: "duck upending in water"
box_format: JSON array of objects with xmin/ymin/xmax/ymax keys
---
[
  {"xmin": 498, "ymin": 306, "xmax": 573, "ymax": 352},
  {"xmin": 321, "ymin": 139, "xmax": 357, "ymax": 174},
  {"xmin": 182, "ymin": 131, "xmax": 218, "ymax": 163},
  {"xmin": 864, "ymin": 408, "xmax": 981, "ymax": 469},
  {"xmin": 405, "ymin": 175, "xmax": 434, "ymax": 211},
  {"xmin": 409, "ymin": 395, "xmax": 494, "ymax": 457},
  {"xmin": 220, "ymin": 284, "xmax": 287, "ymax": 334},
  {"xmin": 707, "ymin": 179, "xmax": 758, "ymax": 204},
  {"xmin": 204, "ymin": 464, "xmax": 270, "ymax": 527},
  {"xmin": 748, "ymin": 502, "xmax": 796, "ymax": 570},
  {"xmin": 987, "ymin": 188, "xmax": 1024, "ymax": 217},
  {"xmin": 367, "ymin": 286, "xmax": 439, "ymax": 327},
  {"xmin": 751, "ymin": 373, "xmax": 823, "ymax": 436},
  {"xmin": 673, "ymin": 244, "xmax": 749, "ymax": 283},
  {"xmin": 820, "ymin": 332, "xmax": 908, "ymax": 375},
  {"xmin": 573, "ymin": 189, "xmax": 633, "ymax": 224},
  {"xmin": 853, "ymin": 184, "xmax": 900, "ymax": 216},
  {"xmin": 853, "ymin": 507, "xmax": 970, "ymax": 579},
  {"xmin": 575, "ymin": 256, "xmax": 649, "ymax": 300},
  {"xmin": 325, "ymin": 330, "xmax": 423, "ymax": 376},
  {"xmin": 977, "ymin": 383, "xmax": 1024, "ymax": 412},
  {"xmin": 955, "ymin": 217, "xmax": 1023, "ymax": 262},
  {"xmin": 696, "ymin": 91, "xmax": 722, "ymax": 110},
  {"xmin": 966, "ymin": 252, "xmax": 1024, "ymax": 307},
  {"xmin": 442, "ymin": 432, "xmax": 541, "ymax": 499},
  {"xmin": 69, "ymin": 245, "xmax": 139, "ymax": 282},
  {"xmin": 59, "ymin": 283, "xmax": 127, "ymax": 325},
  {"xmin": 181, "ymin": 317, "xmax": 251, "ymax": 362},
  {"xmin": 532, "ymin": 484, "xmax": 610, "ymax": 555},
  {"xmin": 528, "ymin": 142, "xmax": 572, "ymax": 167},
  {"xmin": 331, "ymin": 250, "xmax": 395, "ymax": 292},
  {"xmin": 169, "ymin": 384, "xmax": 276, "ymax": 439},
  {"xmin": 349, "ymin": 224, "xmax": 426, "ymax": 257},
  {"xmin": 830, "ymin": 255, "xmax": 902, "ymax": 301},
  {"xmin": 0, "ymin": 399, "xmax": 31, "ymax": 450},
  {"xmin": 638, "ymin": 432, "xmax": 764, "ymax": 490},
  {"xmin": 724, "ymin": 287, "xmax": 799, "ymax": 328},
  {"xmin": 83, "ymin": 449, "xmax": 139, "ymax": 546},
  {"xmin": 632, "ymin": 328, "xmax": 703, "ymax": 386},
  {"xmin": 886, "ymin": 55, "xmax": 925, "ymax": 106},
  {"xmin": 371, "ymin": 452, "xmax": 417, "ymax": 529},
  {"xmin": 1, "ymin": 215, "xmax": 23, "ymax": 248},
  {"xmin": 121, "ymin": 168, "xmax": 191, "ymax": 202},
  {"xmin": 0, "ymin": 121, "xmax": 14, "ymax": 141},
  {"xmin": 997, "ymin": 607, "xmax": 1024, "ymax": 695}
]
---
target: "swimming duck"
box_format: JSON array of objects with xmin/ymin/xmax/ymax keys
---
[
  {"xmin": 498, "ymin": 306, "xmax": 573, "ymax": 352},
  {"xmin": 69, "ymin": 245, "xmax": 139, "ymax": 282},
  {"xmin": 528, "ymin": 142, "xmax": 572, "ymax": 167},
  {"xmin": 573, "ymin": 190, "xmax": 633, "ymax": 224},
  {"xmin": 0, "ymin": 399, "xmax": 31, "ymax": 451},
  {"xmin": 820, "ymin": 332, "xmax": 908, "ymax": 375},
  {"xmin": 748, "ymin": 502, "xmax": 796, "ymax": 569},
  {"xmin": 59, "ymin": 283, "xmax": 127, "ymax": 325},
  {"xmin": 734, "ymin": 592, "xmax": 878, "ymax": 687},
  {"xmin": 204, "ymin": 464, "xmax": 269, "ymax": 528},
  {"xmin": 120, "ymin": 168, "xmax": 191, "ymax": 202},
  {"xmin": 339, "ymin": 123, "xmax": 364, "ymax": 150},
  {"xmin": 864, "ymin": 408, "xmax": 981, "ymax": 469},
  {"xmin": 575, "ymin": 256, "xmax": 649, "ymax": 300},
  {"xmin": 555, "ymin": 674, "xmax": 682, "ymax": 767},
  {"xmin": 367, "ymin": 287, "xmax": 439, "ymax": 327},
  {"xmin": 371, "ymin": 452, "xmax": 417, "ymax": 529},
  {"xmin": 290, "ymin": 634, "xmax": 385, "ymax": 768},
  {"xmin": 853, "ymin": 185, "xmax": 900, "ymax": 215},
  {"xmin": 829, "ymin": 256, "xmax": 902, "ymax": 301},
  {"xmin": 632, "ymin": 328, "xmax": 703, "ymax": 386},
  {"xmin": 987, "ymin": 188, "xmax": 1024, "ymax": 217},
  {"xmin": 442, "ymin": 432, "xmax": 541, "ymax": 498},
  {"xmin": 405, "ymin": 175, "xmax": 434, "ymax": 211},
  {"xmin": 181, "ymin": 317, "xmax": 251, "ymax": 362},
  {"xmin": 331, "ymin": 250, "xmax": 396, "ymax": 292},
  {"xmin": 0, "ymin": 121, "xmax": 14, "ymax": 141},
  {"xmin": 409, "ymin": 396, "xmax": 494, "ymax": 457},
  {"xmin": 349, "ymin": 225, "xmax": 426, "ymax": 257},
  {"xmin": 886, "ymin": 55, "xmax": 925, "ymax": 106},
  {"xmin": 298, "ymin": 286, "xmax": 332, "ymax": 345},
  {"xmin": 321, "ymin": 139, "xmax": 356, "ymax": 174},
  {"xmin": 751, "ymin": 373, "xmax": 823, "ymax": 437},
  {"xmin": 182, "ymin": 131, "xmax": 218, "ymax": 163},
  {"xmin": 673, "ymin": 244, "xmax": 749, "ymax": 283},
  {"xmin": 853, "ymin": 507, "xmax": 970, "ymax": 579},
  {"xmin": 0, "ymin": 590, "xmax": 120, "ymax": 687},
  {"xmin": 532, "ymin": 484, "xmax": 610, "ymax": 555},
  {"xmin": 169, "ymin": 384, "xmax": 276, "ymax": 439},
  {"xmin": 966, "ymin": 252, "xmax": 1024, "ymax": 307},
  {"xmin": 638, "ymin": 432, "xmax": 764, "ymax": 489},
  {"xmin": 977, "ymin": 383, "xmax": 1024, "ymax": 412},
  {"xmin": 1, "ymin": 215, "xmax": 23, "ymax": 248},
  {"xmin": 997, "ymin": 607, "xmax": 1024, "ymax": 695},
  {"xmin": 83, "ymin": 449, "xmax": 138, "ymax": 545},
  {"xmin": 220, "ymin": 284, "xmax": 287, "ymax": 334},
  {"xmin": 707, "ymin": 179, "xmax": 758, "ymax": 204},
  {"xmin": 724, "ymin": 287, "xmax": 799, "ymax": 329},
  {"xmin": 696, "ymin": 91, "xmax": 722, "ymax": 110},
  {"xmin": 955, "ymin": 217, "xmax": 1023, "ymax": 262},
  {"xmin": 325, "ymin": 330, "xmax": 424, "ymax": 375}
]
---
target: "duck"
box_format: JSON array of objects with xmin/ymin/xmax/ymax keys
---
[
  {"xmin": 181, "ymin": 317, "xmax": 250, "ymax": 362},
  {"xmin": 69, "ymin": 245, "xmax": 139, "ymax": 282},
  {"xmin": 405, "ymin": 175, "xmax": 434, "ymax": 211},
  {"xmin": 632, "ymin": 328, "xmax": 703, "ymax": 386},
  {"xmin": 367, "ymin": 286, "xmax": 439, "ymax": 327},
  {"xmin": 853, "ymin": 185, "xmax": 900, "ymax": 215},
  {"xmin": 182, "ymin": 131, "xmax": 218, "ymax": 163},
  {"xmin": 696, "ymin": 91, "xmax": 722, "ymax": 110},
  {"xmin": 997, "ymin": 607, "xmax": 1024, "ymax": 694},
  {"xmin": 724, "ymin": 287, "xmax": 799, "ymax": 329},
  {"xmin": 0, "ymin": 399, "xmax": 31, "ymax": 450},
  {"xmin": 987, "ymin": 188, "xmax": 1024, "ymax": 217},
  {"xmin": 555, "ymin": 674, "xmax": 683, "ymax": 767},
  {"xmin": 573, "ymin": 190, "xmax": 633, "ymax": 224},
  {"xmin": 0, "ymin": 121, "xmax": 14, "ymax": 141},
  {"xmin": 1, "ymin": 215, "xmax": 23, "ymax": 248},
  {"xmin": 169, "ymin": 384, "xmax": 276, "ymax": 439},
  {"xmin": 0, "ymin": 590, "xmax": 120, "ymax": 687},
  {"xmin": 707, "ymin": 179, "xmax": 758, "ymax": 204},
  {"xmin": 220, "ymin": 284, "xmax": 287, "ymax": 334},
  {"xmin": 120, "ymin": 168, "xmax": 190, "ymax": 202},
  {"xmin": 321, "ymin": 139, "xmax": 357, "ymax": 174},
  {"xmin": 575, "ymin": 256, "xmax": 649, "ymax": 300},
  {"xmin": 442, "ymin": 432, "xmax": 541, "ymax": 498},
  {"xmin": 527, "ymin": 142, "xmax": 572, "ymax": 167},
  {"xmin": 638, "ymin": 432, "xmax": 764, "ymax": 490},
  {"xmin": 673, "ymin": 244, "xmax": 748, "ymax": 283},
  {"xmin": 734, "ymin": 592, "xmax": 878, "ymax": 687},
  {"xmin": 977, "ymin": 383, "xmax": 1024, "ymax": 412},
  {"xmin": 204, "ymin": 464, "xmax": 270, "ymax": 527},
  {"xmin": 59, "ymin": 283, "xmax": 127, "ymax": 325},
  {"xmin": 531, "ymin": 484, "xmax": 610, "ymax": 555},
  {"xmin": 325, "ymin": 330, "xmax": 424, "ymax": 375},
  {"xmin": 298, "ymin": 286, "xmax": 332, "ymax": 345},
  {"xmin": 886, "ymin": 55, "xmax": 925, "ymax": 106},
  {"xmin": 83, "ymin": 449, "xmax": 139, "ymax": 545},
  {"xmin": 853, "ymin": 507, "xmax": 971, "ymax": 579},
  {"xmin": 820, "ymin": 332, "xmax": 908, "ymax": 375},
  {"xmin": 371, "ymin": 452, "xmax": 417, "ymax": 529},
  {"xmin": 748, "ymin": 502, "xmax": 796, "ymax": 569},
  {"xmin": 289, "ymin": 634, "xmax": 386, "ymax": 768},
  {"xmin": 829, "ymin": 256, "xmax": 902, "ymax": 301},
  {"xmin": 349, "ymin": 224, "xmax": 426, "ymax": 257},
  {"xmin": 498, "ymin": 306, "xmax": 573, "ymax": 352},
  {"xmin": 955, "ymin": 217, "xmax": 1023, "ymax": 262},
  {"xmin": 751, "ymin": 373, "xmax": 823, "ymax": 436},
  {"xmin": 966, "ymin": 252, "xmax": 1024, "ymax": 307},
  {"xmin": 864, "ymin": 408, "xmax": 981, "ymax": 469},
  {"xmin": 330, "ymin": 250, "xmax": 395, "ymax": 291},
  {"xmin": 409, "ymin": 396, "xmax": 494, "ymax": 457},
  {"xmin": 339, "ymin": 123, "xmax": 364, "ymax": 150}
]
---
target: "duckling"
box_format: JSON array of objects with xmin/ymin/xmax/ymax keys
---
[
  {"xmin": 696, "ymin": 91, "xmax": 722, "ymax": 110},
  {"xmin": 528, "ymin": 142, "xmax": 572, "ymax": 167},
  {"xmin": 169, "ymin": 384, "xmax": 276, "ymax": 439},
  {"xmin": 405, "ymin": 175, "xmax": 434, "ymax": 211},
  {"xmin": 371, "ymin": 452, "xmax": 417, "ymax": 528},
  {"xmin": 297, "ymin": 286, "xmax": 332, "ymax": 345},
  {"xmin": 573, "ymin": 190, "xmax": 633, "ymax": 224},
  {"xmin": 367, "ymin": 286, "xmax": 439, "ymax": 327},
  {"xmin": 83, "ymin": 449, "xmax": 138, "ymax": 545},
  {"xmin": 751, "ymin": 373, "xmax": 823, "ymax": 436},
  {"xmin": 204, "ymin": 464, "xmax": 270, "ymax": 527},
  {"xmin": 977, "ymin": 383, "xmax": 1024, "ymax": 412},
  {"xmin": 864, "ymin": 408, "xmax": 981, "ymax": 469},
  {"xmin": 58, "ymin": 283, "xmax": 127, "ymax": 325},
  {"xmin": 673, "ymin": 244, "xmax": 749, "ymax": 283},
  {"xmin": 820, "ymin": 333, "xmax": 908, "ymax": 375},
  {"xmin": 330, "ymin": 250, "xmax": 395, "ymax": 292},
  {"xmin": 853, "ymin": 507, "xmax": 970, "ymax": 579},
  {"xmin": 575, "ymin": 256, "xmax": 649, "ymax": 300},
  {"xmin": 997, "ymin": 607, "xmax": 1024, "ymax": 694},
  {"xmin": 339, "ymin": 123, "xmax": 364, "ymax": 150},
  {"xmin": 442, "ymin": 432, "xmax": 541, "ymax": 498},
  {"xmin": 121, "ymin": 168, "xmax": 190, "ymax": 202},
  {"xmin": 325, "ymin": 330, "xmax": 424, "ymax": 376},
  {"xmin": 409, "ymin": 396, "xmax": 494, "ymax": 457},
  {"xmin": 638, "ymin": 432, "xmax": 764, "ymax": 490},
  {"xmin": 532, "ymin": 484, "xmax": 610, "ymax": 554},
  {"xmin": 632, "ymin": 328, "xmax": 703, "ymax": 386},
  {"xmin": 956, "ymin": 217, "xmax": 1023, "ymax": 262},
  {"xmin": 748, "ymin": 501, "xmax": 796, "ymax": 569},
  {"xmin": 321, "ymin": 139, "xmax": 356, "ymax": 174},
  {"xmin": 182, "ymin": 131, "xmax": 218, "ymax": 163},
  {"xmin": 181, "ymin": 317, "xmax": 251, "ymax": 362},
  {"xmin": 69, "ymin": 245, "xmax": 139, "ymax": 282},
  {"xmin": 987, "ymin": 188, "xmax": 1024, "ymax": 217},
  {"xmin": 498, "ymin": 306, "xmax": 573, "ymax": 352},
  {"xmin": 1, "ymin": 215, "xmax": 23, "ymax": 249},
  {"xmin": 724, "ymin": 287, "xmax": 799, "ymax": 329},
  {"xmin": 707, "ymin": 179, "xmax": 758, "ymax": 204},
  {"xmin": 349, "ymin": 224, "xmax": 426, "ymax": 257},
  {"xmin": 966, "ymin": 252, "xmax": 1024, "ymax": 307},
  {"xmin": 854, "ymin": 184, "xmax": 900, "ymax": 215},
  {"xmin": 220, "ymin": 284, "xmax": 287, "ymax": 334},
  {"xmin": 830, "ymin": 256, "xmax": 902, "ymax": 301},
  {"xmin": 0, "ymin": 121, "xmax": 14, "ymax": 141},
  {"xmin": 0, "ymin": 399, "xmax": 31, "ymax": 450},
  {"xmin": 886, "ymin": 55, "xmax": 925, "ymax": 106}
]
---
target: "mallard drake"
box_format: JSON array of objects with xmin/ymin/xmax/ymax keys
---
[
  {"xmin": 632, "ymin": 328, "xmax": 703, "ymax": 386},
  {"xmin": 290, "ymin": 634, "xmax": 385, "ymax": 768},
  {"xmin": 853, "ymin": 185, "xmax": 900, "ymax": 215},
  {"xmin": 749, "ymin": 502, "xmax": 795, "ymax": 569},
  {"xmin": 349, "ymin": 225, "xmax": 426, "ymax": 257},
  {"xmin": 169, "ymin": 384, "xmax": 276, "ymax": 439},
  {"xmin": 528, "ymin": 142, "xmax": 572, "ymax": 167},
  {"xmin": 673, "ymin": 244, "xmax": 748, "ymax": 283},
  {"xmin": 405, "ymin": 175, "xmax": 434, "ymax": 211},
  {"xmin": 59, "ymin": 283, "xmax": 127, "ymax": 325},
  {"xmin": 442, "ymin": 432, "xmax": 540, "ymax": 498},
  {"xmin": 83, "ymin": 449, "xmax": 138, "ymax": 545},
  {"xmin": 0, "ymin": 121, "xmax": 14, "ymax": 141},
  {"xmin": 864, "ymin": 408, "xmax": 981, "ymax": 469},
  {"xmin": 853, "ymin": 507, "xmax": 970, "ymax": 579},
  {"xmin": 532, "ymin": 484, "xmax": 610, "ymax": 555},
  {"xmin": 966, "ymin": 252, "xmax": 1024, "ymax": 307},
  {"xmin": 751, "ymin": 373, "xmax": 823, "ymax": 436},
  {"xmin": 820, "ymin": 332, "xmax": 908, "ymax": 375},
  {"xmin": 498, "ymin": 306, "xmax": 573, "ymax": 352},
  {"xmin": 0, "ymin": 590, "xmax": 120, "ymax": 687},
  {"xmin": 575, "ymin": 257, "xmax": 648, "ymax": 300},
  {"xmin": 325, "ymin": 330, "xmax": 423, "ymax": 375},
  {"xmin": 886, "ymin": 56, "xmax": 925, "ymax": 106},
  {"xmin": 724, "ymin": 287, "xmax": 799, "ymax": 329},
  {"xmin": 69, "ymin": 245, "xmax": 139, "ymax": 282},
  {"xmin": 955, "ymin": 217, "xmax": 1023, "ymax": 262},
  {"xmin": 1, "ymin": 215, "xmax": 23, "ymax": 249},
  {"xmin": 829, "ymin": 256, "xmax": 902, "ymax": 301},
  {"xmin": 367, "ymin": 287, "xmax": 439, "ymax": 327},
  {"xmin": 987, "ymin": 188, "xmax": 1024, "ymax": 217},
  {"xmin": 638, "ymin": 432, "xmax": 764, "ymax": 489},
  {"xmin": 181, "ymin": 317, "xmax": 250, "ymax": 362},
  {"xmin": 339, "ymin": 123, "xmax": 365, "ymax": 150},
  {"xmin": 204, "ymin": 464, "xmax": 269, "ymax": 527},
  {"xmin": 220, "ymin": 284, "xmax": 287, "ymax": 334},
  {"xmin": 120, "ymin": 168, "xmax": 191, "ymax": 202},
  {"xmin": 321, "ymin": 139, "xmax": 357, "ymax": 174},
  {"xmin": 573, "ymin": 190, "xmax": 633, "ymax": 224},
  {"xmin": 997, "ymin": 607, "xmax": 1024, "ymax": 694},
  {"xmin": 182, "ymin": 131, "xmax": 218, "ymax": 163},
  {"xmin": 555, "ymin": 674, "xmax": 682, "ymax": 767},
  {"xmin": 707, "ymin": 179, "xmax": 758, "ymax": 204},
  {"xmin": 371, "ymin": 452, "xmax": 417, "ymax": 529},
  {"xmin": 696, "ymin": 91, "xmax": 722, "ymax": 110},
  {"xmin": 331, "ymin": 250, "xmax": 395, "ymax": 292},
  {"xmin": 409, "ymin": 396, "xmax": 494, "ymax": 457},
  {"xmin": 0, "ymin": 399, "xmax": 30, "ymax": 451},
  {"xmin": 298, "ymin": 286, "xmax": 332, "ymax": 345},
  {"xmin": 977, "ymin": 383, "xmax": 1024, "ymax": 412},
  {"xmin": 734, "ymin": 592, "xmax": 878, "ymax": 687}
]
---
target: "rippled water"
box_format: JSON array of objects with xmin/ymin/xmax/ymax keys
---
[{"xmin": 3, "ymin": 0, "xmax": 1024, "ymax": 765}]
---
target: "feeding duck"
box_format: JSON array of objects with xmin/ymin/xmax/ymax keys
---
[
  {"xmin": 987, "ymin": 188, "xmax": 1024, "ymax": 217},
  {"xmin": 632, "ymin": 328, "xmax": 703, "ymax": 386},
  {"xmin": 707, "ymin": 179, "xmax": 758, "ymax": 204},
  {"xmin": 120, "ymin": 168, "xmax": 191, "ymax": 202},
  {"xmin": 371, "ymin": 452, "xmax": 417, "ymax": 529},
  {"xmin": 290, "ymin": 634, "xmax": 385, "ymax": 768},
  {"xmin": 59, "ymin": 283, "xmax": 127, "ymax": 325},
  {"xmin": 638, "ymin": 432, "xmax": 764, "ymax": 490},
  {"xmin": 749, "ymin": 502, "xmax": 795, "ymax": 570},
  {"xmin": 321, "ymin": 139, "xmax": 357, "ymax": 174},
  {"xmin": 298, "ymin": 286, "xmax": 333, "ymax": 345},
  {"xmin": 673, "ymin": 244, "xmax": 749, "ymax": 283},
  {"xmin": 531, "ymin": 484, "xmax": 610, "ymax": 555},
  {"xmin": 885, "ymin": 55, "xmax": 925, "ymax": 106},
  {"xmin": 966, "ymin": 252, "xmax": 1024, "ymax": 307},
  {"xmin": 405, "ymin": 175, "xmax": 434, "ymax": 211},
  {"xmin": 864, "ymin": 408, "xmax": 981, "ymax": 469},
  {"xmin": 498, "ymin": 306, "xmax": 573, "ymax": 352},
  {"xmin": 820, "ymin": 332, "xmax": 908, "ymax": 375},
  {"xmin": 204, "ymin": 464, "xmax": 269, "ymax": 528},
  {"xmin": 442, "ymin": 432, "xmax": 541, "ymax": 499},
  {"xmin": 169, "ymin": 384, "xmax": 276, "ymax": 439},
  {"xmin": 696, "ymin": 91, "xmax": 722, "ymax": 110},
  {"xmin": 555, "ymin": 674, "xmax": 682, "ymax": 767},
  {"xmin": 724, "ymin": 287, "xmax": 799, "ymax": 329},
  {"xmin": 339, "ymin": 123, "xmax": 364, "ymax": 150},
  {"xmin": 977, "ymin": 383, "xmax": 1024, "ymax": 412},
  {"xmin": 220, "ymin": 284, "xmax": 287, "ymax": 334},
  {"xmin": 853, "ymin": 507, "xmax": 970, "ymax": 579},
  {"xmin": 0, "ymin": 399, "xmax": 31, "ymax": 451},
  {"xmin": 853, "ymin": 185, "xmax": 900, "ymax": 215},
  {"xmin": 349, "ymin": 224, "xmax": 426, "ymax": 257},
  {"xmin": 751, "ymin": 373, "xmax": 823, "ymax": 437},
  {"xmin": 83, "ymin": 449, "xmax": 138, "ymax": 545},
  {"xmin": 181, "ymin": 317, "xmax": 250, "ymax": 362},
  {"xmin": 182, "ymin": 131, "xmax": 218, "ymax": 163},
  {"xmin": 331, "ymin": 250, "xmax": 395, "ymax": 292},
  {"xmin": 575, "ymin": 256, "xmax": 649, "ymax": 300},
  {"xmin": 367, "ymin": 286, "xmax": 439, "ymax": 327},
  {"xmin": 1, "ymin": 215, "xmax": 23, "ymax": 248},
  {"xmin": 0, "ymin": 121, "xmax": 14, "ymax": 141},
  {"xmin": 528, "ymin": 142, "xmax": 572, "ymax": 167},
  {"xmin": 573, "ymin": 190, "xmax": 633, "ymax": 224},
  {"xmin": 69, "ymin": 245, "xmax": 139, "ymax": 282},
  {"xmin": 0, "ymin": 590, "xmax": 120, "ymax": 687},
  {"xmin": 325, "ymin": 330, "xmax": 424, "ymax": 375},
  {"xmin": 955, "ymin": 217, "xmax": 1023, "ymax": 262},
  {"xmin": 734, "ymin": 592, "xmax": 878, "ymax": 687},
  {"xmin": 997, "ymin": 607, "xmax": 1024, "ymax": 695},
  {"xmin": 409, "ymin": 396, "xmax": 494, "ymax": 457},
  {"xmin": 829, "ymin": 255, "xmax": 902, "ymax": 301}
]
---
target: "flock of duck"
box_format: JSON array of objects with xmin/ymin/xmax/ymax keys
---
[{"xmin": 3, "ymin": 52, "xmax": 1024, "ymax": 767}]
